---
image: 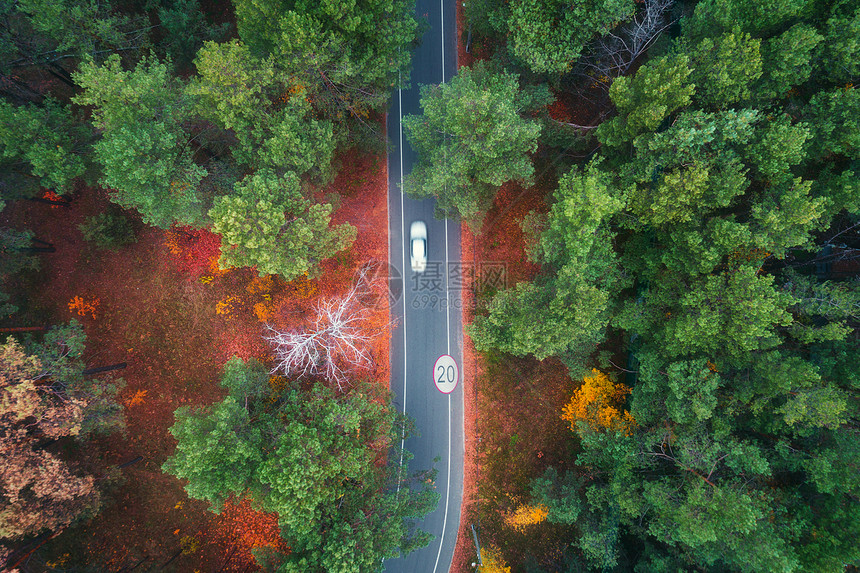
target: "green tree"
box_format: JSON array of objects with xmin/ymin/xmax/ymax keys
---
[
  {"xmin": 78, "ymin": 210, "xmax": 137, "ymax": 251},
  {"xmin": 469, "ymin": 162, "xmax": 628, "ymax": 368},
  {"xmin": 803, "ymin": 87, "xmax": 860, "ymax": 160},
  {"xmin": 157, "ymin": 0, "xmax": 230, "ymax": 67},
  {"xmin": 188, "ymin": 40, "xmax": 335, "ymax": 178},
  {"xmin": 403, "ymin": 62, "xmax": 546, "ymax": 228},
  {"xmin": 682, "ymin": 0, "xmax": 812, "ymax": 39},
  {"xmin": 209, "ymin": 169, "xmax": 355, "ymax": 280},
  {"xmin": 498, "ymin": 3, "xmax": 860, "ymax": 570},
  {"xmin": 1, "ymin": 337, "xmax": 100, "ymax": 540},
  {"xmin": 755, "ymin": 23, "xmax": 822, "ymax": 101},
  {"xmin": 615, "ymin": 266, "xmax": 795, "ymax": 360},
  {"xmin": 232, "ymin": 0, "xmax": 419, "ymax": 121},
  {"xmin": 163, "ymin": 360, "xmax": 438, "ymax": 571},
  {"xmin": 596, "ymin": 53, "xmax": 695, "ymax": 148},
  {"xmin": 0, "ymin": 98, "xmax": 88, "ymax": 196},
  {"xmin": 73, "ymin": 54, "xmax": 208, "ymax": 228},
  {"xmin": 1, "ymin": 322, "xmax": 124, "ymax": 541},
  {"xmin": 0, "ymin": 0, "xmax": 151, "ymax": 95},
  {"xmin": 687, "ymin": 28, "xmax": 762, "ymax": 109},
  {"xmin": 818, "ymin": 4, "xmax": 860, "ymax": 84},
  {"xmin": 505, "ymin": 0, "xmax": 635, "ymax": 74},
  {"xmin": 162, "ymin": 358, "xmax": 267, "ymax": 512},
  {"xmin": 25, "ymin": 320, "xmax": 124, "ymax": 435},
  {"xmin": 0, "ymin": 227, "xmax": 38, "ymax": 316}
]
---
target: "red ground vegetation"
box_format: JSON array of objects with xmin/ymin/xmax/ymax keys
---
[
  {"xmin": 0, "ymin": 144, "xmax": 390, "ymax": 570},
  {"xmin": 164, "ymin": 226, "xmax": 223, "ymax": 277}
]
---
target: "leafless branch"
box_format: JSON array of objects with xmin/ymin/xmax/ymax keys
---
[
  {"xmin": 265, "ymin": 262, "xmax": 393, "ymax": 390},
  {"xmin": 580, "ymin": 0, "xmax": 675, "ymax": 83}
]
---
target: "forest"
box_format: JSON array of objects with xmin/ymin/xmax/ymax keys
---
[
  {"xmin": 425, "ymin": 0, "xmax": 858, "ymax": 571},
  {"xmin": 1, "ymin": 0, "xmax": 437, "ymax": 571},
  {"xmin": 1, "ymin": 0, "xmax": 858, "ymax": 572}
]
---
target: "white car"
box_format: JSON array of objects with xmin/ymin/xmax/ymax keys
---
[{"xmin": 410, "ymin": 221, "xmax": 427, "ymax": 273}]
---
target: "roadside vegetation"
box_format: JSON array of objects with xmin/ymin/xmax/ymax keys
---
[
  {"xmin": 417, "ymin": 0, "xmax": 860, "ymax": 570},
  {"xmin": 0, "ymin": 1, "xmax": 436, "ymax": 571}
]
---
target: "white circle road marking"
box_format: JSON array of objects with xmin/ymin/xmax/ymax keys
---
[{"xmin": 433, "ymin": 355, "xmax": 459, "ymax": 394}]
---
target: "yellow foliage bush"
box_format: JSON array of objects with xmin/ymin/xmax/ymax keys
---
[
  {"xmin": 504, "ymin": 503, "xmax": 549, "ymax": 529},
  {"xmin": 480, "ymin": 545, "xmax": 511, "ymax": 573},
  {"xmin": 215, "ymin": 296, "xmax": 238, "ymax": 316},
  {"xmin": 561, "ymin": 369, "xmax": 636, "ymax": 435}
]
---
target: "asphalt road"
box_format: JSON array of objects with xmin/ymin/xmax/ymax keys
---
[{"xmin": 384, "ymin": 1, "xmax": 463, "ymax": 572}]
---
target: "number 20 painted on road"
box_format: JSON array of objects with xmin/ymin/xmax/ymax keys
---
[{"xmin": 433, "ymin": 355, "xmax": 459, "ymax": 394}]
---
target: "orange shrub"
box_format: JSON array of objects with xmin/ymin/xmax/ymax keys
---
[
  {"xmin": 68, "ymin": 296, "xmax": 99, "ymax": 319},
  {"xmin": 561, "ymin": 369, "xmax": 635, "ymax": 435}
]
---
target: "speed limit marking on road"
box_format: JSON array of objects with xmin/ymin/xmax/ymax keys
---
[{"xmin": 433, "ymin": 355, "xmax": 459, "ymax": 394}]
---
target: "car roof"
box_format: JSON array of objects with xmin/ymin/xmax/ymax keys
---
[{"xmin": 412, "ymin": 237, "xmax": 425, "ymax": 258}]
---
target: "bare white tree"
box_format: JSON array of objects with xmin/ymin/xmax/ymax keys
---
[
  {"xmin": 578, "ymin": 0, "xmax": 676, "ymax": 84},
  {"xmin": 548, "ymin": 0, "xmax": 676, "ymax": 132},
  {"xmin": 265, "ymin": 261, "xmax": 392, "ymax": 389}
]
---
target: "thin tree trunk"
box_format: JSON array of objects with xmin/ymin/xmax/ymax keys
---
[
  {"xmin": 0, "ymin": 326, "xmax": 48, "ymax": 333},
  {"xmin": 159, "ymin": 548, "xmax": 183, "ymax": 570},
  {"xmin": 83, "ymin": 362, "xmax": 128, "ymax": 376},
  {"xmin": 116, "ymin": 555, "xmax": 149, "ymax": 572},
  {"xmin": 118, "ymin": 455, "xmax": 144, "ymax": 469},
  {"xmin": 3, "ymin": 531, "xmax": 60, "ymax": 572},
  {"xmin": 27, "ymin": 197, "xmax": 71, "ymax": 207},
  {"xmin": 215, "ymin": 544, "xmax": 239, "ymax": 573}
]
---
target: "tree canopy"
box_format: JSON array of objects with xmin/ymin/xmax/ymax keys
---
[
  {"xmin": 209, "ymin": 170, "xmax": 355, "ymax": 280},
  {"xmin": 232, "ymin": 0, "xmax": 419, "ymax": 124},
  {"xmin": 1, "ymin": 322, "xmax": 123, "ymax": 541},
  {"xmin": 163, "ymin": 358, "xmax": 438, "ymax": 571},
  {"xmin": 463, "ymin": 0, "xmax": 860, "ymax": 569},
  {"xmin": 403, "ymin": 62, "xmax": 548, "ymax": 228}
]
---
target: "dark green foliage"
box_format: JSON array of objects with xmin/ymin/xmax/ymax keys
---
[
  {"xmin": 403, "ymin": 62, "xmax": 546, "ymax": 228},
  {"xmin": 682, "ymin": 0, "xmax": 813, "ymax": 39},
  {"xmin": 596, "ymin": 53, "xmax": 695, "ymax": 148},
  {"xmin": 162, "ymin": 359, "xmax": 266, "ymax": 512},
  {"xmin": 78, "ymin": 210, "xmax": 136, "ymax": 250},
  {"xmin": 819, "ymin": 5, "xmax": 860, "ymax": 84},
  {"xmin": 0, "ymin": 227, "xmax": 38, "ymax": 316},
  {"xmin": 470, "ymin": 1, "xmax": 860, "ymax": 570},
  {"xmin": 157, "ymin": 0, "xmax": 230, "ymax": 67},
  {"xmin": 0, "ymin": 227, "xmax": 38, "ymax": 278},
  {"xmin": 72, "ymin": 54, "xmax": 208, "ymax": 228},
  {"xmin": 209, "ymin": 170, "xmax": 355, "ymax": 280},
  {"xmin": 188, "ymin": 39, "xmax": 336, "ymax": 179},
  {"xmin": 755, "ymin": 24, "xmax": 823, "ymax": 101},
  {"xmin": 686, "ymin": 28, "xmax": 762, "ymax": 109},
  {"xmin": 506, "ymin": 0, "xmax": 635, "ymax": 74},
  {"xmin": 803, "ymin": 87, "xmax": 860, "ymax": 160},
  {"xmin": 465, "ymin": 0, "xmax": 635, "ymax": 74},
  {"xmin": 163, "ymin": 359, "xmax": 438, "ymax": 571},
  {"xmin": 0, "ymin": 98, "xmax": 89, "ymax": 196},
  {"xmin": 26, "ymin": 320, "xmax": 125, "ymax": 435},
  {"xmin": 469, "ymin": 161, "xmax": 628, "ymax": 364},
  {"xmin": 232, "ymin": 0, "xmax": 419, "ymax": 125},
  {"xmin": 0, "ymin": 0, "xmax": 152, "ymax": 100}
]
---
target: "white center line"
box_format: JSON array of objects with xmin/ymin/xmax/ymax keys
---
[
  {"xmin": 397, "ymin": 76, "xmax": 409, "ymax": 486},
  {"xmin": 432, "ymin": 1, "xmax": 453, "ymax": 571}
]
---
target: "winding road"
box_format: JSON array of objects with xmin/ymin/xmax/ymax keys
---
[{"xmin": 384, "ymin": 1, "xmax": 463, "ymax": 572}]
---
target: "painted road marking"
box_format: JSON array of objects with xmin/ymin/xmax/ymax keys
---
[{"xmin": 432, "ymin": 0, "xmax": 452, "ymax": 570}]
